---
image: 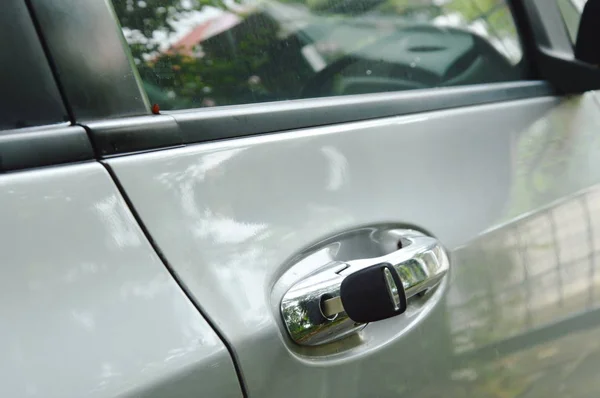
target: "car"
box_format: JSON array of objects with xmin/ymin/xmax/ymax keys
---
[{"xmin": 2, "ymin": 0, "xmax": 600, "ymax": 397}]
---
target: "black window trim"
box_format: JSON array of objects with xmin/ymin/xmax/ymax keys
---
[
  {"xmin": 87, "ymin": 80, "xmax": 555, "ymax": 157},
  {"xmin": 0, "ymin": 124, "xmax": 94, "ymax": 172}
]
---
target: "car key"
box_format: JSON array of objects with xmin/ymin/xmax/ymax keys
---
[{"xmin": 322, "ymin": 263, "xmax": 407, "ymax": 324}]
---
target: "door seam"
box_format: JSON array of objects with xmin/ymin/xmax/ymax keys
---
[{"xmin": 101, "ymin": 160, "xmax": 249, "ymax": 398}]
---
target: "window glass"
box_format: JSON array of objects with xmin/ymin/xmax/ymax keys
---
[
  {"xmin": 557, "ymin": 0, "xmax": 587, "ymax": 43},
  {"xmin": 0, "ymin": 0, "xmax": 69, "ymax": 129},
  {"xmin": 112, "ymin": 0, "xmax": 525, "ymax": 110}
]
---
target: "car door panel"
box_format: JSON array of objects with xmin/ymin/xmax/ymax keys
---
[
  {"xmin": 0, "ymin": 163, "xmax": 241, "ymax": 398},
  {"xmin": 105, "ymin": 93, "xmax": 600, "ymax": 397}
]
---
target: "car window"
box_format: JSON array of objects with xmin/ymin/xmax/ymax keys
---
[
  {"xmin": 0, "ymin": 0, "xmax": 69, "ymax": 129},
  {"xmin": 557, "ymin": 0, "xmax": 587, "ymax": 43},
  {"xmin": 111, "ymin": 0, "xmax": 525, "ymax": 110}
]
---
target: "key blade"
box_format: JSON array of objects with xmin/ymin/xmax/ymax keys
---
[{"xmin": 322, "ymin": 296, "xmax": 344, "ymax": 317}]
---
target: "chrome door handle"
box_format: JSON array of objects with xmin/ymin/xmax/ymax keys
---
[{"xmin": 281, "ymin": 230, "xmax": 449, "ymax": 346}]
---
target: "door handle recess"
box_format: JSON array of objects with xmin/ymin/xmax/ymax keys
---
[{"xmin": 281, "ymin": 230, "xmax": 449, "ymax": 346}]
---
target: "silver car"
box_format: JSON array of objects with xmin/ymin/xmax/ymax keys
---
[{"xmin": 2, "ymin": 0, "xmax": 600, "ymax": 396}]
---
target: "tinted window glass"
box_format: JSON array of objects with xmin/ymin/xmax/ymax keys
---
[
  {"xmin": 0, "ymin": 0, "xmax": 69, "ymax": 129},
  {"xmin": 112, "ymin": 0, "xmax": 525, "ymax": 110},
  {"xmin": 557, "ymin": 0, "xmax": 587, "ymax": 42}
]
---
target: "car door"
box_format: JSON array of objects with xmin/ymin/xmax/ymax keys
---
[{"xmin": 34, "ymin": 0, "xmax": 600, "ymax": 397}]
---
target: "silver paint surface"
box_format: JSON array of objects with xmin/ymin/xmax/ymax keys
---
[
  {"xmin": 109, "ymin": 93, "xmax": 600, "ymax": 397},
  {"xmin": 0, "ymin": 163, "xmax": 240, "ymax": 398}
]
